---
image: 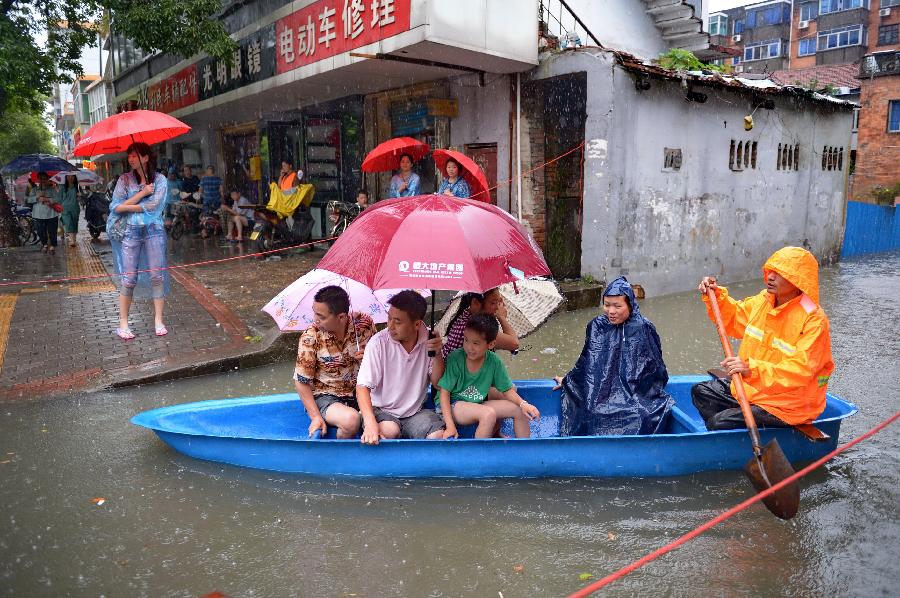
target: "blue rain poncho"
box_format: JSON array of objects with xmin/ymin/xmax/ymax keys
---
[{"xmin": 559, "ymin": 277, "xmax": 673, "ymax": 436}]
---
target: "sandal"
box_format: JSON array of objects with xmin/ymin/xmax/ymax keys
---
[
  {"xmin": 155, "ymin": 325, "xmax": 168, "ymax": 337},
  {"xmin": 116, "ymin": 327, "xmax": 136, "ymax": 340}
]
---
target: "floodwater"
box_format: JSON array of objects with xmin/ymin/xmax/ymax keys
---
[{"xmin": 2, "ymin": 252, "xmax": 898, "ymax": 597}]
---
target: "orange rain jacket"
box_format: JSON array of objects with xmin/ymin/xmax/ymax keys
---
[{"xmin": 702, "ymin": 246, "xmax": 835, "ymax": 425}]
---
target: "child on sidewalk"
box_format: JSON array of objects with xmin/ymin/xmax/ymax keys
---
[{"xmin": 437, "ymin": 313, "xmax": 540, "ymax": 439}]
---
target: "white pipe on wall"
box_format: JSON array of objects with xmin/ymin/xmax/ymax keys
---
[{"xmin": 516, "ymin": 71, "xmax": 523, "ymax": 222}]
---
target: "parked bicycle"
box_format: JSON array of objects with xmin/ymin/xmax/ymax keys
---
[
  {"xmin": 9, "ymin": 199, "xmax": 37, "ymax": 245},
  {"xmin": 327, "ymin": 200, "xmax": 363, "ymax": 238}
]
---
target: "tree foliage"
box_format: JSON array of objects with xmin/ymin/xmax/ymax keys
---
[
  {"xmin": 0, "ymin": 0, "xmax": 234, "ymax": 117},
  {"xmin": 0, "ymin": 107, "xmax": 56, "ymax": 165},
  {"xmin": 658, "ymin": 49, "xmax": 728, "ymax": 74}
]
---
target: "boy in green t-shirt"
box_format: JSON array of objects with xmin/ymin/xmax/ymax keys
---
[{"xmin": 437, "ymin": 313, "xmax": 540, "ymax": 439}]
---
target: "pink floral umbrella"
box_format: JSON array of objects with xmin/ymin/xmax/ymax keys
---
[{"xmin": 262, "ymin": 268, "xmax": 430, "ymax": 331}]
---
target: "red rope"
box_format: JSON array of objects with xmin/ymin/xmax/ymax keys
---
[{"xmin": 569, "ymin": 410, "xmax": 900, "ymax": 597}]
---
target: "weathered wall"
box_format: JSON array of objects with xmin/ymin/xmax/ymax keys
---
[
  {"xmin": 564, "ymin": 0, "xmax": 669, "ymax": 60},
  {"xmin": 531, "ymin": 50, "xmax": 853, "ymax": 296},
  {"xmin": 853, "ymin": 74, "xmax": 900, "ymax": 202},
  {"xmin": 449, "ymin": 73, "xmax": 512, "ymax": 212}
]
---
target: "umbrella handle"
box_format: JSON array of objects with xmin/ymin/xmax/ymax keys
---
[{"xmin": 427, "ymin": 294, "xmax": 436, "ymax": 358}]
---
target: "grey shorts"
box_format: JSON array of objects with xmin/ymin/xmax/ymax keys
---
[
  {"xmin": 314, "ymin": 393, "xmax": 358, "ymax": 416},
  {"xmin": 366, "ymin": 407, "xmax": 445, "ymax": 439}
]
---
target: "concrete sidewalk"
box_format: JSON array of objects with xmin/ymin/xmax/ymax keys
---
[{"xmin": 0, "ymin": 220, "xmax": 603, "ymax": 401}]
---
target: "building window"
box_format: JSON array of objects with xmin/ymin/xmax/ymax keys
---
[
  {"xmin": 821, "ymin": 146, "xmax": 845, "ymax": 170},
  {"xmin": 883, "ymin": 0, "xmax": 900, "ymax": 7},
  {"xmin": 889, "ymin": 100, "xmax": 900, "ymax": 133},
  {"xmin": 744, "ymin": 40, "xmax": 782, "ymax": 61},
  {"xmin": 800, "ymin": 1, "xmax": 819, "ymax": 20},
  {"xmin": 734, "ymin": 19, "xmax": 745, "ymax": 34},
  {"xmin": 818, "ymin": 0, "xmax": 865, "ymax": 15},
  {"xmin": 709, "ymin": 14, "xmax": 728, "ymax": 36},
  {"xmin": 777, "ymin": 143, "xmax": 801, "ymax": 170},
  {"xmin": 852, "ymin": 107, "xmax": 859, "ymax": 132},
  {"xmin": 730, "ymin": 140, "xmax": 758, "ymax": 171},
  {"xmin": 663, "ymin": 148, "xmax": 683, "ymax": 171},
  {"xmin": 817, "ymin": 25, "xmax": 864, "ymax": 51},
  {"xmin": 747, "ymin": 3, "xmax": 791, "ymax": 28},
  {"xmin": 878, "ymin": 25, "xmax": 899, "ymax": 47},
  {"xmin": 798, "ymin": 38, "xmax": 817, "ymax": 56},
  {"xmin": 733, "ymin": 55, "xmax": 742, "ymax": 65}
]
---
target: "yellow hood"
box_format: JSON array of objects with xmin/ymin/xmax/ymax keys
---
[{"xmin": 763, "ymin": 246, "xmax": 820, "ymax": 304}]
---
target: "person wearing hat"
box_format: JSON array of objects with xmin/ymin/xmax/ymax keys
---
[{"xmin": 692, "ymin": 246, "xmax": 835, "ymax": 430}]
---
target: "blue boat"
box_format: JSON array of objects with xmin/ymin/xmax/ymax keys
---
[{"xmin": 131, "ymin": 375, "xmax": 857, "ymax": 478}]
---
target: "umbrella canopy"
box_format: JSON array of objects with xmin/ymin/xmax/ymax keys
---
[
  {"xmin": 316, "ymin": 194, "xmax": 551, "ymax": 293},
  {"xmin": 51, "ymin": 168, "xmax": 102, "ymax": 185},
  {"xmin": 433, "ymin": 149, "xmax": 490, "ymax": 201},
  {"xmin": 1, "ymin": 154, "xmax": 76, "ymax": 175},
  {"xmin": 262, "ymin": 268, "xmax": 431, "ymax": 331},
  {"xmin": 73, "ymin": 110, "xmax": 191, "ymax": 157},
  {"xmin": 361, "ymin": 137, "xmax": 430, "ymax": 172},
  {"xmin": 435, "ymin": 279, "xmax": 564, "ymax": 339}
]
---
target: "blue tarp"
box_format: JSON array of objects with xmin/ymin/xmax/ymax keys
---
[{"xmin": 560, "ymin": 277, "xmax": 673, "ymax": 436}]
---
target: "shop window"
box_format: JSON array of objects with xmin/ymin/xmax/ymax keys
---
[
  {"xmin": 879, "ymin": 25, "xmax": 899, "ymax": 47},
  {"xmin": 663, "ymin": 148, "xmax": 682, "ymax": 171}
]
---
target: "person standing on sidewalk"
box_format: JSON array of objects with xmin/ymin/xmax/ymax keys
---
[
  {"xmin": 58, "ymin": 173, "xmax": 81, "ymax": 247},
  {"xmin": 28, "ymin": 172, "xmax": 59, "ymax": 254},
  {"xmin": 108, "ymin": 143, "xmax": 170, "ymax": 340}
]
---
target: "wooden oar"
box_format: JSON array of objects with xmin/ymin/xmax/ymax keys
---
[{"xmin": 706, "ymin": 288, "xmax": 800, "ymax": 519}]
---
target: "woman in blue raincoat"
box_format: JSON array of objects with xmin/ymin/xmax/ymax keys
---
[
  {"xmin": 107, "ymin": 143, "xmax": 170, "ymax": 340},
  {"xmin": 553, "ymin": 277, "xmax": 673, "ymax": 436}
]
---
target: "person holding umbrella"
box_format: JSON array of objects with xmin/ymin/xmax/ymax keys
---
[
  {"xmin": 388, "ymin": 154, "xmax": 421, "ymax": 198},
  {"xmin": 437, "ymin": 158, "xmax": 470, "ymax": 198},
  {"xmin": 108, "ymin": 142, "xmax": 170, "ymax": 340},
  {"xmin": 28, "ymin": 172, "xmax": 60, "ymax": 254},
  {"xmin": 58, "ymin": 173, "xmax": 82, "ymax": 247}
]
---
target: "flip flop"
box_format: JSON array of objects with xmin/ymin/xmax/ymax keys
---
[
  {"xmin": 155, "ymin": 325, "xmax": 168, "ymax": 337},
  {"xmin": 116, "ymin": 327, "xmax": 135, "ymax": 340}
]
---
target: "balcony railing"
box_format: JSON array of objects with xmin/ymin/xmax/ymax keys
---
[
  {"xmin": 859, "ymin": 51, "xmax": 900, "ymax": 78},
  {"xmin": 539, "ymin": 0, "xmax": 601, "ymax": 49}
]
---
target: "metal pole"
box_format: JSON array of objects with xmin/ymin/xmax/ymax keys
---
[{"xmin": 516, "ymin": 72, "xmax": 523, "ymax": 222}]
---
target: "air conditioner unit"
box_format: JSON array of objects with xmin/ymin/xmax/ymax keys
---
[
  {"xmin": 732, "ymin": 34, "xmax": 742, "ymax": 42},
  {"xmin": 734, "ymin": 65, "xmax": 744, "ymax": 73},
  {"xmin": 798, "ymin": 20, "xmax": 809, "ymax": 29},
  {"xmin": 879, "ymin": 7, "xmax": 891, "ymax": 16}
]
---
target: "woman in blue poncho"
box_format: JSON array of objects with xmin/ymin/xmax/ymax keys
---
[
  {"xmin": 553, "ymin": 277, "xmax": 673, "ymax": 436},
  {"xmin": 107, "ymin": 143, "xmax": 170, "ymax": 340}
]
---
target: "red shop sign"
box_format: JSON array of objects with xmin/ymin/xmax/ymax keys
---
[
  {"xmin": 142, "ymin": 65, "xmax": 200, "ymax": 114},
  {"xmin": 276, "ymin": 0, "xmax": 411, "ymax": 75}
]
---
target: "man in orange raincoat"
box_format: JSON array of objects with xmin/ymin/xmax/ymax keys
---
[{"xmin": 692, "ymin": 246, "xmax": 835, "ymax": 430}]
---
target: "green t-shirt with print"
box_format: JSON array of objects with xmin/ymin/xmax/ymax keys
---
[{"xmin": 438, "ymin": 348, "xmax": 513, "ymax": 404}]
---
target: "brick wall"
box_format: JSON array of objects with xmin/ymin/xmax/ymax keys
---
[
  {"xmin": 520, "ymin": 86, "xmax": 546, "ymax": 247},
  {"xmin": 853, "ymin": 74, "xmax": 900, "ymax": 201}
]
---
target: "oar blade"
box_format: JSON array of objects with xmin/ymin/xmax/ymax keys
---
[{"xmin": 743, "ymin": 439, "xmax": 800, "ymax": 520}]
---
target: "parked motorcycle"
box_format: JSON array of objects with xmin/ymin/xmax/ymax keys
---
[
  {"xmin": 250, "ymin": 204, "xmax": 315, "ymax": 254},
  {"xmin": 326, "ymin": 200, "xmax": 363, "ymax": 239},
  {"xmin": 84, "ymin": 191, "xmax": 110, "ymax": 240}
]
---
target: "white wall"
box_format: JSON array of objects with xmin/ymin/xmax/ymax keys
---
[
  {"xmin": 449, "ymin": 73, "xmax": 512, "ymax": 211},
  {"xmin": 533, "ymin": 50, "xmax": 852, "ymax": 295},
  {"xmin": 563, "ymin": 0, "xmax": 669, "ymax": 60}
]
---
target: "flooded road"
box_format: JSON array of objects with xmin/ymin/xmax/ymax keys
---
[{"xmin": 2, "ymin": 252, "xmax": 898, "ymax": 596}]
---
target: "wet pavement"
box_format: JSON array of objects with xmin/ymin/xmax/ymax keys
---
[{"xmin": 0, "ymin": 250, "xmax": 897, "ymax": 596}]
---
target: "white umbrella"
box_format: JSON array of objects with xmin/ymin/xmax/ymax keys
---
[
  {"xmin": 50, "ymin": 168, "xmax": 102, "ymax": 185},
  {"xmin": 262, "ymin": 268, "xmax": 431, "ymax": 331},
  {"xmin": 435, "ymin": 278, "xmax": 564, "ymax": 339}
]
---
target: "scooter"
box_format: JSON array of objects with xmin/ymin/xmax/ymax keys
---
[
  {"xmin": 327, "ymin": 200, "xmax": 363, "ymax": 239},
  {"xmin": 250, "ymin": 203, "xmax": 315, "ymax": 254},
  {"xmin": 84, "ymin": 191, "xmax": 110, "ymax": 240}
]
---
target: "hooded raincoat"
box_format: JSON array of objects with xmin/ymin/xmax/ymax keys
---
[
  {"xmin": 702, "ymin": 246, "xmax": 834, "ymax": 425},
  {"xmin": 559, "ymin": 277, "xmax": 673, "ymax": 436}
]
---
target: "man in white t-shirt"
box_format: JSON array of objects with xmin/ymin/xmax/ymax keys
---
[{"xmin": 357, "ymin": 290, "xmax": 446, "ymax": 444}]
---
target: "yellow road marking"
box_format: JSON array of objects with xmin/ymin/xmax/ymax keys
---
[
  {"xmin": 0, "ymin": 294, "xmax": 18, "ymax": 375},
  {"xmin": 67, "ymin": 239, "xmax": 116, "ymax": 294}
]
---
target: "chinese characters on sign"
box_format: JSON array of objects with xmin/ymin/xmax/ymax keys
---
[
  {"xmin": 198, "ymin": 24, "xmax": 276, "ymax": 101},
  {"xmin": 398, "ymin": 260, "xmax": 465, "ymax": 280},
  {"xmin": 276, "ymin": 0, "xmax": 411, "ymax": 74},
  {"xmin": 139, "ymin": 65, "xmax": 199, "ymax": 114}
]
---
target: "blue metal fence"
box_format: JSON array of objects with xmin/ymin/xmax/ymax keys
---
[{"xmin": 841, "ymin": 201, "xmax": 900, "ymax": 258}]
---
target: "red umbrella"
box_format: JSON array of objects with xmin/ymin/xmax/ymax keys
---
[
  {"xmin": 433, "ymin": 149, "xmax": 491, "ymax": 201},
  {"xmin": 361, "ymin": 137, "xmax": 430, "ymax": 172},
  {"xmin": 73, "ymin": 110, "xmax": 191, "ymax": 157},
  {"xmin": 317, "ymin": 193, "xmax": 550, "ymax": 294}
]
